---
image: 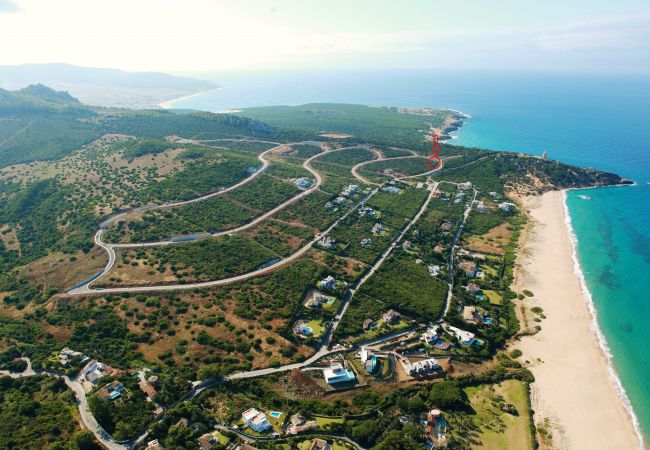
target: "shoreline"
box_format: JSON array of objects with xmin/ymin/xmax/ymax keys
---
[
  {"xmin": 562, "ymin": 189, "xmax": 645, "ymax": 448},
  {"xmin": 157, "ymin": 88, "xmax": 220, "ymax": 109},
  {"xmin": 515, "ymin": 190, "xmax": 642, "ymax": 449}
]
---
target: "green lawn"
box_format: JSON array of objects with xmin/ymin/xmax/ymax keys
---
[
  {"xmin": 464, "ymin": 380, "xmax": 533, "ymax": 450},
  {"xmin": 306, "ymin": 319, "xmax": 325, "ymax": 337},
  {"xmin": 484, "ymin": 290, "xmax": 503, "ymax": 305},
  {"xmin": 314, "ymin": 416, "xmax": 344, "ymax": 428}
]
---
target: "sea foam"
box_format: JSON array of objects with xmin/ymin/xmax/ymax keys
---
[{"xmin": 562, "ymin": 189, "xmax": 645, "ymax": 449}]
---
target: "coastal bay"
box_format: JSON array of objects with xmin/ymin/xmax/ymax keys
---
[{"xmin": 514, "ymin": 191, "xmax": 642, "ymax": 449}]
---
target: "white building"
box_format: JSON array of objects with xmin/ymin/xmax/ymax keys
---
[
  {"xmin": 323, "ymin": 363, "xmax": 356, "ymax": 385},
  {"xmin": 421, "ymin": 326, "xmax": 439, "ymax": 344},
  {"xmin": 242, "ymin": 408, "xmax": 272, "ymax": 433},
  {"xmin": 400, "ymin": 357, "xmax": 440, "ymax": 377},
  {"xmin": 447, "ymin": 325, "xmax": 476, "ymax": 346},
  {"xmin": 458, "ymin": 181, "xmax": 472, "ymax": 190},
  {"xmin": 498, "ymin": 202, "xmax": 516, "ymax": 212}
]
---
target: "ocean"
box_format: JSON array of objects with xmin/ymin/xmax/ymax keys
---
[{"xmin": 170, "ymin": 69, "xmax": 650, "ymax": 440}]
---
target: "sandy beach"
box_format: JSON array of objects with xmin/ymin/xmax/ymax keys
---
[{"xmin": 514, "ymin": 191, "xmax": 642, "ymax": 449}]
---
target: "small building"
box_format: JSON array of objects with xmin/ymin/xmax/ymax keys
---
[
  {"xmin": 305, "ymin": 291, "xmax": 328, "ymax": 308},
  {"xmin": 458, "ymin": 261, "xmax": 477, "ymax": 278},
  {"xmin": 58, "ymin": 348, "xmax": 83, "ymax": 366},
  {"xmin": 323, "ymin": 363, "xmax": 356, "ymax": 385},
  {"xmin": 82, "ymin": 361, "xmax": 108, "ymax": 384},
  {"xmin": 428, "ymin": 265, "xmax": 441, "ymax": 277},
  {"xmin": 476, "ymin": 202, "xmax": 488, "ymax": 212},
  {"xmin": 342, "ymin": 185, "xmax": 360, "ymax": 197},
  {"xmin": 463, "ymin": 306, "xmax": 482, "ymax": 324},
  {"xmin": 425, "ymin": 409, "xmax": 447, "ymax": 447},
  {"xmin": 294, "ymin": 177, "xmax": 312, "ymax": 188},
  {"xmin": 421, "ymin": 326, "xmax": 439, "ymax": 344},
  {"xmin": 434, "ymin": 340, "xmax": 451, "ymax": 350},
  {"xmin": 360, "ymin": 349, "xmax": 378, "ymax": 374},
  {"xmin": 381, "ymin": 186, "xmax": 401, "ymax": 194},
  {"xmin": 317, "ymin": 236, "xmax": 336, "ymax": 249},
  {"xmin": 372, "ymin": 223, "xmax": 385, "ymax": 235},
  {"xmin": 401, "ymin": 240, "xmax": 414, "ymax": 251},
  {"xmin": 309, "ymin": 439, "xmax": 332, "ymax": 450},
  {"xmin": 98, "ymin": 381, "xmax": 125, "ymax": 401},
  {"xmin": 489, "ymin": 191, "xmax": 500, "ymax": 198},
  {"xmin": 286, "ymin": 413, "xmax": 318, "ymax": 435},
  {"xmin": 465, "ymin": 283, "xmax": 481, "ymax": 294},
  {"xmin": 318, "ymin": 276, "xmax": 337, "ymax": 291},
  {"xmin": 197, "ymin": 432, "xmax": 223, "ymax": 450},
  {"xmin": 242, "ymin": 408, "xmax": 272, "ymax": 433},
  {"xmin": 498, "ymin": 202, "xmax": 516, "ymax": 212},
  {"xmin": 147, "ymin": 440, "xmax": 165, "ymax": 450},
  {"xmin": 400, "ymin": 357, "xmax": 441, "ymax": 377},
  {"xmin": 139, "ymin": 378, "xmax": 157, "ymax": 398},
  {"xmin": 362, "ymin": 319, "xmax": 375, "ymax": 330},
  {"xmin": 360, "ymin": 238, "xmax": 373, "ymax": 247},
  {"xmin": 383, "ymin": 309, "xmax": 401, "ymax": 324},
  {"xmin": 448, "ymin": 325, "xmax": 476, "ymax": 346},
  {"xmin": 293, "ymin": 320, "xmax": 313, "ymax": 337},
  {"xmin": 440, "ymin": 222, "xmax": 452, "ymax": 231},
  {"xmin": 458, "ymin": 181, "xmax": 472, "ymax": 190},
  {"xmin": 334, "ymin": 196, "xmax": 347, "ymax": 205}
]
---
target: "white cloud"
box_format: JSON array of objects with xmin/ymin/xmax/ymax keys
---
[{"xmin": 0, "ymin": 0, "xmax": 19, "ymax": 13}]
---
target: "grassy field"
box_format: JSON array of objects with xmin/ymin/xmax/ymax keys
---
[
  {"xmin": 484, "ymin": 289, "xmax": 504, "ymax": 305},
  {"xmin": 464, "ymin": 380, "xmax": 534, "ymax": 450}
]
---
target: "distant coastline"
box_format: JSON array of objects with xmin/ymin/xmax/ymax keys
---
[{"xmin": 158, "ymin": 88, "xmax": 221, "ymax": 109}]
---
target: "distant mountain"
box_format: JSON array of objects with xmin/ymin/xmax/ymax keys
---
[
  {"xmin": 0, "ymin": 63, "xmax": 217, "ymax": 108},
  {"xmin": 0, "ymin": 84, "xmax": 92, "ymax": 115}
]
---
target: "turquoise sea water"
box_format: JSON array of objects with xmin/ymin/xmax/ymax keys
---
[{"xmin": 172, "ymin": 70, "xmax": 650, "ymax": 440}]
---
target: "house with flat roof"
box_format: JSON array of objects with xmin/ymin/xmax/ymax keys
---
[
  {"xmin": 498, "ymin": 202, "xmax": 516, "ymax": 212},
  {"xmin": 424, "ymin": 409, "xmax": 447, "ymax": 447},
  {"xmin": 400, "ymin": 357, "xmax": 441, "ymax": 377},
  {"xmin": 323, "ymin": 363, "xmax": 356, "ymax": 385},
  {"xmin": 98, "ymin": 380, "xmax": 125, "ymax": 401},
  {"xmin": 448, "ymin": 325, "xmax": 476, "ymax": 346},
  {"xmin": 421, "ymin": 326, "xmax": 439, "ymax": 344},
  {"xmin": 242, "ymin": 408, "xmax": 272, "ymax": 433}
]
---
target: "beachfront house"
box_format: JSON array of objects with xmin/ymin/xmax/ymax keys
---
[
  {"xmin": 448, "ymin": 325, "xmax": 476, "ymax": 346},
  {"xmin": 498, "ymin": 202, "xmax": 516, "ymax": 212},
  {"xmin": 242, "ymin": 408, "xmax": 272, "ymax": 433},
  {"xmin": 323, "ymin": 363, "xmax": 356, "ymax": 385}
]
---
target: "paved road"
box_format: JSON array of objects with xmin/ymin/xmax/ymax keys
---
[{"xmin": 68, "ymin": 143, "xmax": 371, "ymax": 295}]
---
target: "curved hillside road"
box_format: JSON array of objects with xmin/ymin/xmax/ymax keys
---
[{"xmin": 69, "ymin": 144, "xmax": 375, "ymax": 295}]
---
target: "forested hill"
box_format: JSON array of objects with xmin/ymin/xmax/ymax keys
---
[{"xmin": 0, "ymin": 85, "xmax": 279, "ymax": 167}]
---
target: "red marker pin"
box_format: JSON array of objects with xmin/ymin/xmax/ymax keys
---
[{"xmin": 427, "ymin": 134, "xmax": 442, "ymax": 171}]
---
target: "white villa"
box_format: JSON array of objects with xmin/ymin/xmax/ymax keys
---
[
  {"xmin": 447, "ymin": 325, "xmax": 476, "ymax": 346},
  {"xmin": 323, "ymin": 363, "xmax": 356, "ymax": 385},
  {"xmin": 242, "ymin": 408, "xmax": 272, "ymax": 433}
]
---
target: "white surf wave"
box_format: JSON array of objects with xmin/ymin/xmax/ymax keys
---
[{"xmin": 562, "ymin": 190, "xmax": 645, "ymax": 449}]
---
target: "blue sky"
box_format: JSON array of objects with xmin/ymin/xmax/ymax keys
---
[{"xmin": 0, "ymin": 0, "xmax": 648, "ymax": 74}]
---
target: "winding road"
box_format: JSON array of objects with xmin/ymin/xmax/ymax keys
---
[{"xmin": 2, "ymin": 141, "xmax": 479, "ymax": 450}]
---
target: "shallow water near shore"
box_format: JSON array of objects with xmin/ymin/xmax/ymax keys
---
[{"xmin": 171, "ymin": 69, "xmax": 650, "ymax": 440}]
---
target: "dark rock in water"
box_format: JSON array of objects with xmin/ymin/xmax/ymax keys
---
[{"xmin": 620, "ymin": 178, "xmax": 634, "ymax": 185}]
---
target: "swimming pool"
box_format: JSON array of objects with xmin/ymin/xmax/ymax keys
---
[
  {"xmin": 327, "ymin": 297, "xmax": 335, "ymax": 304},
  {"xmin": 482, "ymin": 317, "xmax": 493, "ymax": 324},
  {"xmin": 270, "ymin": 411, "xmax": 282, "ymax": 418}
]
